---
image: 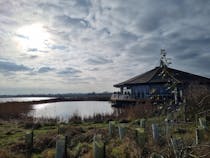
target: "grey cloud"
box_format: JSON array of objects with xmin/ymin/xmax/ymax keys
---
[
  {"xmin": 192, "ymin": 56, "xmax": 210, "ymax": 72},
  {"xmin": 86, "ymin": 56, "xmax": 113, "ymax": 65},
  {"xmin": 129, "ymin": 41, "xmax": 160, "ymax": 56},
  {"xmin": 137, "ymin": 15, "xmax": 161, "ymax": 33},
  {"xmin": 0, "ymin": 1, "xmax": 15, "ymax": 17},
  {"xmin": 119, "ymin": 31, "xmax": 138, "ymax": 42},
  {"xmin": 54, "ymin": 15, "xmax": 90, "ymax": 29},
  {"xmin": 51, "ymin": 45, "xmax": 66, "ymax": 50},
  {"xmin": 38, "ymin": 67, "xmax": 55, "ymax": 73},
  {"xmin": 66, "ymin": 76, "xmax": 96, "ymax": 83},
  {"xmin": 28, "ymin": 48, "xmax": 38, "ymax": 52},
  {"xmin": 175, "ymin": 52, "xmax": 201, "ymax": 60},
  {"xmin": 39, "ymin": 50, "xmax": 49, "ymax": 53},
  {"xmin": 88, "ymin": 68, "xmax": 99, "ymax": 71},
  {"xmin": 38, "ymin": 2, "xmax": 62, "ymax": 13},
  {"xmin": 76, "ymin": 0, "xmax": 92, "ymax": 7},
  {"xmin": 0, "ymin": 60, "xmax": 31, "ymax": 72},
  {"xmin": 74, "ymin": 0, "xmax": 92, "ymax": 16},
  {"xmin": 15, "ymin": 34, "xmax": 29, "ymax": 40},
  {"xmin": 58, "ymin": 67, "xmax": 82, "ymax": 75},
  {"xmin": 27, "ymin": 48, "xmax": 48, "ymax": 53},
  {"xmin": 29, "ymin": 55, "xmax": 38, "ymax": 59},
  {"xmin": 99, "ymin": 28, "xmax": 111, "ymax": 36}
]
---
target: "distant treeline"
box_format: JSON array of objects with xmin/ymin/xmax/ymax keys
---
[{"xmin": 0, "ymin": 92, "xmax": 112, "ymax": 99}]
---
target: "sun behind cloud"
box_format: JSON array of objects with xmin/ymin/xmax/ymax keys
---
[{"xmin": 14, "ymin": 23, "xmax": 51, "ymax": 52}]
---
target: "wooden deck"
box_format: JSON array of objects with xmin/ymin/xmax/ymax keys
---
[{"xmin": 111, "ymin": 94, "xmax": 151, "ymax": 107}]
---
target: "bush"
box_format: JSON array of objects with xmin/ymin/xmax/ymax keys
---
[
  {"xmin": 0, "ymin": 150, "xmax": 11, "ymax": 158},
  {"xmin": 23, "ymin": 122, "xmax": 41, "ymax": 129},
  {"xmin": 41, "ymin": 149, "xmax": 55, "ymax": 158}
]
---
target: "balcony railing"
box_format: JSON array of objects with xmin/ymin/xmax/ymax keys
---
[
  {"xmin": 111, "ymin": 93, "xmax": 170, "ymax": 100},
  {"xmin": 111, "ymin": 93, "xmax": 134, "ymax": 101}
]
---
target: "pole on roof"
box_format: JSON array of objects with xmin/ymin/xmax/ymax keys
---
[{"xmin": 160, "ymin": 49, "xmax": 171, "ymax": 68}]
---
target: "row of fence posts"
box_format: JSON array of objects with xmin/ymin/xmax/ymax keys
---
[
  {"xmin": 93, "ymin": 120, "xmax": 147, "ymax": 158},
  {"xmin": 95, "ymin": 116, "xmax": 208, "ymax": 158},
  {"xmin": 24, "ymin": 120, "xmax": 162, "ymax": 158},
  {"xmin": 85, "ymin": 119, "xmax": 164, "ymax": 158},
  {"xmin": 196, "ymin": 117, "xmax": 208, "ymax": 145},
  {"xmin": 152, "ymin": 121, "xmax": 188, "ymax": 158},
  {"xmin": 24, "ymin": 125, "xmax": 68, "ymax": 158},
  {"xmin": 24, "ymin": 117, "xmax": 208, "ymax": 158},
  {"xmin": 170, "ymin": 117, "xmax": 208, "ymax": 158}
]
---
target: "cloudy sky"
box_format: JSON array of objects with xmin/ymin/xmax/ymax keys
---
[{"xmin": 0, "ymin": 0, "xmax": 210, "ymax": 95}]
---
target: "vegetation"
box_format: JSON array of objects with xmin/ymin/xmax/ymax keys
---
[
  {"xmin": 0, "ymin": 113, "xmax": 209, "ymax": 158},
  {"xmin": 1, "ymin": 86, "xmax": 210, "ymax": 158}
]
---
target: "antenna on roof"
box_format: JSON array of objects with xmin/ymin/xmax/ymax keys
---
[{"xmin": 160, "ymin": 49, "xmax": 171, "ymax": 68}]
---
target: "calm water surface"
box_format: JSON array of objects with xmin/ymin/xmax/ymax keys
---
[
  {"xmin": 30, "ymin": 101, "xmax": 114, "ymax": 121},
  {"xmin": 0, "ymin": 97, "xmax": 53, "ymax": 103}
]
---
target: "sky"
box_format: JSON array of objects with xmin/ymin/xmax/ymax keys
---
[{"xmin": 0, "ymin": 0, "xmax": 210, "ymax": 95}]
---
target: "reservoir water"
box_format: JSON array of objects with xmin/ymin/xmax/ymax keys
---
[
  {"xmin": 0, "ymin": 97, "xmax": 114, "ymax": 120},
  {"xmin": 29, "ymin": 101, "xmax": 114, "ymax": 121}
]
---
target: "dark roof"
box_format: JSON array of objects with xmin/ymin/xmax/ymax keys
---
[{"xmin": 114, "ymin": 66, "xmax": 210, "ymax": 87}]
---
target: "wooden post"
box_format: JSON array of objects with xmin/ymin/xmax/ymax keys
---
[
  {"xmin": 55, "ymin": 135, "xmax": 67, "ymax": 158},
  {"xmin": 174, "ymin": 87, "xmax": 178, "ymax": 105},
  {"xmin": 109, "ymin": 121, "xmax": 115, "ymax": 136},
  {"xmin": 171, "ymin": 138, "xmax": 178, "ymax": 158},
  {"xmin": 195, "ymin": 128, "xmax": 205, "ymax": 145},
  {"xmin": 183, "ymin": 102, "xmax": 186, "ymax": 122},
  {"xmin": 150, "ymin": 153, "xmax": 164, "ymax": 158},
  {"xmin": 207, "ymin": 111, "xmax": 210, "ymax": 126},
  {"xmin": 58, "ymin": 124, "xmax": 65, "ymax": 135},
  {"xmin": 195, "ymin": 128, "xmax": 199, "ymax": 145},
  {"xmin": 25, "ymin": 130, "xmax": 33, "ymax": 158},
  {"xmin": 64, "ymin": 136, "xmax": 67, "ymax": 158},
  {"xmin": 93, "ymin": 135, "xmax": 105, "ymax": 158},
  {"xmin": 135, "ymin": 128, "xmax": 146, "ymax": 148},
  {"xmin": 170, "ymin": 137, "xmax": 184, "ymax": 158},
  {"xmin": 140, "ymin": 119, "xmax": 146, "ymax": 128},
  {"xmin": 165, "ymin": 113, "xmax": 171, "ymax": 137},
  {"xmin": 195, "ymin": 114, "xmax": 198, "ymax": 127},
  {"xmin": 118, "ymin": 124, "xmax": 126, "ymax": 140},
  {"xmin": 165, "ymin": 121, "xmax": 169, "ymax": 137},
  {"xmin": 152, "ymin": 124, "xmax": 159, "ymax": 143},
  {"xmin": 198, "ymin": 117, "xmax": 207, "ymax": 129}
]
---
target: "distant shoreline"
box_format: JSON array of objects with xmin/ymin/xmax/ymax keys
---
[
  {"xmin": 0, "ymin": 96, "xmax": 111, "ymax": 103},
  {"xmin": 0, "ymin": 92, "xmax": 112, "ymax": 98}
]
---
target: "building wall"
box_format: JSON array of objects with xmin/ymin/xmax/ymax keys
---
[
  {"xmin": 129, "ymin": 84, "xmax": 173, "ymax": 99},
  {"xmin": 130, "ymin": 85, "xmax": 150, "ymax": 98},
  {"xmin": 119, "ymin": 83, "xmax": 187, "ymax": 102}
]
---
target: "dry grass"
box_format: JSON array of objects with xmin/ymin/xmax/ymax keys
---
[
  {"xmin": 0, "ymin": 102, "xmax": 33, "ymax": 119},
  {"xmin": 0, "ymin": 117, "xmax": 210, "ymax": 158}
]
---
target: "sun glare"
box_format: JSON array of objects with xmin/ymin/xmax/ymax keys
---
[{"xmin": 15, "ymin": 23, "xmax": 51, "ymax": 51}]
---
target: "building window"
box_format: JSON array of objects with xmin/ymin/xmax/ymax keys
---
[
  {"xmin": 138, "ymin": 92, "xmax": 140, "ymax": 98},
  {"xmin": 142, "ymin": 92, "xmax": 145, "ymax": 98}
]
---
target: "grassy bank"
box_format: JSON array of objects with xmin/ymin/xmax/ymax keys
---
[
  {"xmin": 1, "ymin": 100, "xmax": 210, "ymax": 157},
  {"xmin": 0, "ymin": 117, "xmax": 210, "ymax": 158}
]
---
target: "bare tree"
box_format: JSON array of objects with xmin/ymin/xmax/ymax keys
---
[{"xmin": 185, "ymin": 82, "xmax": 210, "ymax": 120}]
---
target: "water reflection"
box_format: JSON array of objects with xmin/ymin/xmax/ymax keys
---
[
  {"xmin": 0, "ymin": 97, "xmax": 53, "ymax": 103},
  {"xmin": 30, "ymin": 101, "xmax": 114, "ymax": 121}
]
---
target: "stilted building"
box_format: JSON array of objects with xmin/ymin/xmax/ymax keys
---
[{"xmin": 111, "ymin": 50, "xmax": 210, "ymax": 108}]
